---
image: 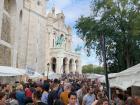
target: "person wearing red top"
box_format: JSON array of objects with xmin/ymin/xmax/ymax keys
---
[
  {"xmin": 25, "ymin": 84, "xmax": 32, "ymax": 97},
  {"xmin": 25, "ymin": 84, "xmax": 32, "ymax": 104}
]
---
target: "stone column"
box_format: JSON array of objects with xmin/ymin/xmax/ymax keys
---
[
  {"xmin": 73, "ymin": 63, "xmax": 76, "ymax": 73},
  {"xmin": 65, "ymin": 63, "xmax": 69, "ymax": 74},
  {"xmin": 56, "ymin": 57, "xmax": 63, "ymax": 74},
  {"xmin": 78, "ymin": 60, "xmax": 82, "ymax": 74},
  {"xmin": 70, "ymin": 62, "xmax": 73, "ymax": 73}
]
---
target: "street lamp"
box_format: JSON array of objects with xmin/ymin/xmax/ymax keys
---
[{"xmin": 47, "ymin": 63, "xmax": 50, "ymax": 79}]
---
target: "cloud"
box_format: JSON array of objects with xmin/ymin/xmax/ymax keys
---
[{"xmin": 47, "ymin": 0, "xmax": 91, "ymax": 25}]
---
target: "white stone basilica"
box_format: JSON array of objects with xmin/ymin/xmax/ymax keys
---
[{"xmin": 0, "ymin": 0, "xmax": 81, "ymax": 74}]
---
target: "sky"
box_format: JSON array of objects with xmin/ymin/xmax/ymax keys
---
[{"xmin": 47, "ymin": 0, "xmax": 100, "ymax": 66}]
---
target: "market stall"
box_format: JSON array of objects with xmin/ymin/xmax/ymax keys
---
[
  {"xmin": 109, "ymin": 64, "xmax": 140, "ymax": 90},
  {"xmin": 0, "ymin": 66, "xmax": 26, "ymax": 83}
]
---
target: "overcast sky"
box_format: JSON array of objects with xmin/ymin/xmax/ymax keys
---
[{"xmin": 47, "ymin": 0, "xmax": 100, "ymax": 66}]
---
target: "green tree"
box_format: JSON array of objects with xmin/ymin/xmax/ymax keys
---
[
  {"xmin": 82, "ymin": 64, "xmax": 94, "ymax": 73},
  {"xmin": 75, "ymin": 0, "xmax": 140, "ymax": 73},
  {"xmin": 82, "ymin": 64, "xmax": 104, "ymax": 74},
  {"xmin": 93, "ymin": 66, "xmax": 105, "ymax": 74}
]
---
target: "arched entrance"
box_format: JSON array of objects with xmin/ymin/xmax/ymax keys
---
[
  {"xmin": 69, "ymin": 58, "xmax": 74, "ymax": 73},
  {"xmin": 63, "ymin": 57, "xmax": 68, "ymax": 73},
  {"xmin": 51, "ymin": 57, "xmax": 56, "ymax": 73}
]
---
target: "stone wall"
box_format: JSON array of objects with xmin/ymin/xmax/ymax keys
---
[{"xmin": 0, "ymin": 0, "xmax": 23, "ymax": 67}]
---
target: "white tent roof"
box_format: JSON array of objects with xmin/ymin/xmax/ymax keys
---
[
  {"xmin": 0, "ymin": 66, "xmax": 26, "ymax": 76},
  {"xmin": 44, "ymin": 71, "xmax": 61, "ymax": 79},
  {"xmin": 85, "ymin": 73, "xmax": 106, "ymax": 83},
  {"xmin": 109, "ymin": 63, "xmax": 140, "ymax": 90},
  {"xmin": 114, "ymin": 63, "xmax": 140, "ymax": 77},
  {"xmin": 28, "ymin": 71, "xmax": 43, "ymax": 79}
]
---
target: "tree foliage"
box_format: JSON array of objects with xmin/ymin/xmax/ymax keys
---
[
  {"xmin": 75, "ymin": 0, "xmax": 140, "ymax": 73},
  {"xmin": 82, "ymin": 64, "xmax": 94, "ymax": 73},
  {"xmin": 82, "ymin": 64, "xmax": 104, "ymax": 74}
]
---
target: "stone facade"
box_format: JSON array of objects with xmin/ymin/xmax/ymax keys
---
[{"xmin": 0, "ymin": 0, "xmax": 81, "ymax": 74}]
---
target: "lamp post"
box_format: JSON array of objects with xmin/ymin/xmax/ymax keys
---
[{"xmin": 47, "ymin": 63, "xmax": 50, "ymax": 79}]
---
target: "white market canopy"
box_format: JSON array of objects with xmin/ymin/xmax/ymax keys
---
[
  {"xmin": 0, "ymin": 66, "xmax": 26, "ymax": 76},
  {"xmin": 109, "ymin": 63, "xmax": 140, "ymax": 90},
  {"xmin": 44, "ymin": 71, "xmax": 61, "ymax": 79},
  {"xmin": 28, "ymin": 71, "xmax": 43, "ymax": 79},
  {"xmin": 86, "ymin": 73, "xmax": 105, "ymax": 81}
]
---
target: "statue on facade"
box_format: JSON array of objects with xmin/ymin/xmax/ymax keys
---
[{"xmin": 55, "ymin": 35, "xmax": 65, "ymax": 48}]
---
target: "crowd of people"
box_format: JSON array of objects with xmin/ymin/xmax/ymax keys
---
[{"xmin": 0, "ymin": 73, "xmax": 139, "ymax": 105}]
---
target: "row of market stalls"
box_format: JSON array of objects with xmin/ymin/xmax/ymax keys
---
[
  {"xmin": 0, "ymin": 66, "xmax": 61, "ymax": 83},
  {"xmin": 86, "ymin": 63, "xmax": 140, "ymax": 96}
]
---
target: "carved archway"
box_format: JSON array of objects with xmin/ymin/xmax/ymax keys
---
[{"xmin": 51, "ymin": 57, "xmax": 57, "ymax": 73}]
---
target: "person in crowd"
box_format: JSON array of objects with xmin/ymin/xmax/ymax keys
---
[
  {"xmin": 68, "ymin": 92, "xmax": 78, "ymax": 105},
  {"xmin": 54, "ymin": 100, "xmax": 65, "ymax": 105},
  {"xmin": 9, "ymin": 92, "xmax": 19, "ymax": 105},
  {"xmin": 35, "ymin": 84, "xmax": 43, "ymax": 93},
  {"xmin": 125, "ymin": 94, "xmax": 135, "ymax": 105},
  {"xmin": 47, "ymin": 79, "xmax": 60, "ymax": 105},
  {"xmin": 0, "ymin": 92, "xmax": 6, "ymax": 105},
  {"xmin": 60, "ymin": 83, "xmax": 71, "ymax": 105},
  {"xmin": 16, "ymin": 84, "xmax": 25, "ymax": 105},
  {"xmin": 57, "ymin": 81, "xmax": 64, "ymax": 98},
  {"xmin": 25, "ymin": 84, "xmax": 33, "ymax": 104},
  {"xmin": 76, "ymin": 84, "xmax": 87, "ymax": 105},
  {"xmin": 92, "ymin": 92, "xmax": 106, "ymax": 105},
  {"xmin": 133, "ymin": 96, "xmax": 140, "ymax": 105},
  {"xmin": 41, "ymin": 83, "xmax": 49, "ymax": 104},
  {"xmin": 2, "ymin": 84, "xmax": 11, "ymax": 100},
  {"xmin": 93, "ymin": 98, "xmax": 109, "ymax": 105},
  {"xmin": 113, "ymin": 94, "xmax": 125, "ymax": 105},
  {"xmin": 25, "ymin": 84, "xmax": 32, "ymax": 97},
  {"xmin": 82, "ymin": 85, "xmax": 96, "ymax": 105},
  {"xmin": 32, "ymin": 91, "xmax": 47, "ymax": 105},
  {"xmin": 102, "ymin": 98, "xmax": 109, "ymax": 105}
]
